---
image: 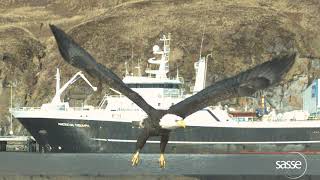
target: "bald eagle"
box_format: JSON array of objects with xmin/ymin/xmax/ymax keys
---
[{"xmin": 49, "ymin": 24, "xmax": 296, "ymax": 168}]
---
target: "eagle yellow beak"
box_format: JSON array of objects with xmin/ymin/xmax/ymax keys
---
[{"xmin": 176, "ymin": 119, "xmax": 186, "ymax": 128}]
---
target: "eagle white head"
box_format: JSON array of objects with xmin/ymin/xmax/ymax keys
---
[{"xmin": 159, "ymin": 114, "xmax": 186, "ymax": 130}]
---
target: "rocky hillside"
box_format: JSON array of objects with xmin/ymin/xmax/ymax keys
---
[{"xmin": 1, "ymin": 0, "xmax": 320, "ymax": 135}]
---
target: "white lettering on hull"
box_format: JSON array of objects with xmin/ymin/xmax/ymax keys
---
[{"xmin": 58, "ymin": 123, "xmax": 90, "ymax": 128}]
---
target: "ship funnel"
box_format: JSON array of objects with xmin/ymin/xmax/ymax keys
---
[{"xmin": 193, "ymin": 57, "xmax": 207, "ymax": 94}]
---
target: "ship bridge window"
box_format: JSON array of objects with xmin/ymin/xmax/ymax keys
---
[{"xmin": 126, "ymin": 83, "xmax": 180, "ymax": 89}]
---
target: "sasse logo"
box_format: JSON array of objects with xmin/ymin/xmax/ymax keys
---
[{"xmin": 275, "ymin": 160, "xmax": 302, "ymax": 170}]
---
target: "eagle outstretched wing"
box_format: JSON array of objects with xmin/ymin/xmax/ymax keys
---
[
  {"xmin": 50, "ymin": 24, "xmax": 296, "ymax": 121},
  {"xmin": 167, "ymin": 52, "xmax": 296, "ymax": 118},
  {"xmin": 49, "ymin": 24, "xmax": 158, "ymax": 117}
]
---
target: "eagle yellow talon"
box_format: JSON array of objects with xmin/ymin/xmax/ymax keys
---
[
  {"xmin": 159, "ymin": 153, "xmax": 166, "ymax": 168},
  {"xmin": 176, "ymin": 119, "xmax": 186, "ymax": 128},
  {"xmin": 131, "ymin": 151, "xmax": 140, "ymax": 166}
]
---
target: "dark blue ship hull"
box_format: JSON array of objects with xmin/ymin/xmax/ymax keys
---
[{"xmin": 17, "ymin": 118, "xmax": 320, "ymax": 153}]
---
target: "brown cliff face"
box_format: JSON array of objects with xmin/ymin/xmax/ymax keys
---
[
  {"xmin": 0, "ymin": 26, "xmax": 45, "ymax": 134},
  {"xmin": 1, "ymin": 0, "xmax": 320, "ymax": 134}
]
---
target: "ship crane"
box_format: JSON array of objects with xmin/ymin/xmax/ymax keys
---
[
  {"xmin": 51, "ymin": 68, "xmax": 97, "ymax": 104},
  {"xmin": 41, "ymin": 69, "xmax": 97, "ymax": 111}
]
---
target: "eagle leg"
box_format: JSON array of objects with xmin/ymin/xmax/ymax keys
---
[
  {"xmin": 159, "ymin": 130, "xmax": 170, "ymax": 168},
  {"xmin": 132, "ymin": 128, "xmax": 150, "ymax": 166}
]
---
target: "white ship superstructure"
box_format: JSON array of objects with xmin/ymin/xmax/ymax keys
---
[{"xmin": 105, "ymin": 34, "xmax": 186, "ymax": 114}]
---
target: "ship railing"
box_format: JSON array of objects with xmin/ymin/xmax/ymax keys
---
[
  {"xmin": 10, "ymin": 106, "xmax": 106, "ymax": 112},
  {"xmin": 162, "ymin": 94, "xmax": 185, "ymax": 98},
  {"xmin": 165, "ymin": 76, "xmax": 184, "ymax": 82},
  {"xmin": 10, "ymin": 107, "xmax": 42, "ymax": 111},
  {"xmin": 106, "ymin": 95, "xmax": 125, "ymax": 98},
  {"xmin": 68, "ymin": 107, "xmax": 88, "ymax": 111},
  {"xmin": 66, "ymin": 107, "xmax": 106, "ymax": 111}
]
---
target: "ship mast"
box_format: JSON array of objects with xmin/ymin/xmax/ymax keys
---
[
  {"xmin": 199, "ymin": 26, "xmax": 205, "ymax": 59},
  {"xmin": 135, "ymin": 59, "xmax": 142, "ymax": 76},
  {"xmin": 56, "ymin": 68, "xmax": 60, "ymax": 94},
  {"xmin": 125, "ymin": 61, "xmax": 129, "ymax": 76},
  {"xmin": 9, "ymin": 83, "xmax": 14, "ymax": 135},
  {"xmin": 145, "ymin": 33, "xmax": 171, "ymax": 79}
]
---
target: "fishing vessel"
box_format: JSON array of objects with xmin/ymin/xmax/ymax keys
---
[{"xmin": 10, "ymin": 34, "xmax": 320, "ymax": 153}]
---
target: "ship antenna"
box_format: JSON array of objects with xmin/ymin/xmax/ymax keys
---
[
  {"xmin": 147, "ymin": 63, "xmax": 151, "ymax": 77},
  {"xmin": 9, "ymin": 82, "xmax": 14, "ymax": 135},
  {"xmin": 199, "ymin": 25, "xmax": 206, "ymax": 59},
  {"xmin": 176, "ymin": 64, "xmax": 179, "ymax": 79},
  {"xmin": 125, "ymin": 61, "xmax": 129, "ymax": 76},
  {"xmin": 131, "ymin": 41, "xmax": 134, "ymax": 75},
  {"xmin": 135, "ymin": 58, "xmax": 142, "ymax": 76}
]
